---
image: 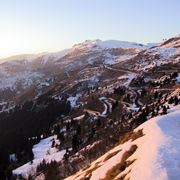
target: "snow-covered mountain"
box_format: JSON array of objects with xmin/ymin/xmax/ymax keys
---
[
  {"xmin": 117, "ymin": 35, "xmax": 180, "ymax": 72},
  {"xmin": 0, "ymin": 35, "xmax": 180, "ymax": 180},
  {"xmin": 0, "ymin": 36, "xmax": 179, "ymax": 102},
  {"xmin": 0, "ymin": 39, "xmax": 147, "ymax": 73},
  {"xmin": 0, "ymin": 39, "xmax": 146, "ymax": 65},
  {"xmin": 0, "ymin": 39, "xmax": 147, "ymax": 102},
  {"xmin": 72, "ymin": 39, "xmax": 148, "ymax": 50}
]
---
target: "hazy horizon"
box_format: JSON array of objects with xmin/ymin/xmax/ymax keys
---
[{"xmin": 0, "ymin": 38, "xmax": 160, "ymax": 59}]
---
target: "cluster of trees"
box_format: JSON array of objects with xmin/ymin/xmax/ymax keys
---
[
  {"xmin": 114, "ymin": 86, "xmax": 126, "ymax": 95},
  {"xmin": 52, "ymin": 112, "xmax": 104, "ymax": 161},
  {"xmin": 151, "ymin": 72, "xmax": 178, "ymax": 87},
  {"xmin": 130, "ymin": 76, "xmax": 146, "ymax": 86},
  {"xmin": 168, "ymin": 96, "xmax": 180, "ymax": 105},
  {"xmin": 36, "ymin": 160, "xmax": 60, "ymax": 180},
  {"xmin": 0, "ymin": 94, "xmax": 71, "ymax": 179},
  {"xmin": 130, "ymin": 92, "xmax": 179, "ymax": 129},
  {"xmin": 131, "ymin": 72, "xmax": 178, "ymax": 88}
]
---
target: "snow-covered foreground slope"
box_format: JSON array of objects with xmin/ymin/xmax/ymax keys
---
[
  {"xmin": 66, "ymin": 104, "xmax": 180, "ymax": 180},
  {"xmin": 125, "ymin": 105, "xmax": 180, "ymax": 180}
]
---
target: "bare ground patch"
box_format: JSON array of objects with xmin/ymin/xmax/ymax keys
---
[
  {"xmin": 119, "ymin": 129, "xmax": 144, "ymax": 144},
  {"xmin": 104, "ymin": 145, "xmax": 137, "ymax": 180}
]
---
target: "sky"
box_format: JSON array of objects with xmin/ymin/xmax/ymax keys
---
[{"xmin": 0, "ymin": 0, "xmax": 180, "ymax": 58}]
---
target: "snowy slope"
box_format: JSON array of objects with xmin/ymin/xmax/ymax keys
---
[
  {"xmin": 134, "ymin": 36, "xmax": 180, "ymax": 71},
  {"xmin": 0, "ymin": 53, "xmax": 47, "ymax": 64},
  {"xmin": 96, "ymin": 40, "xmax": 147, "ymax": 49},
  {"xmin": 13, "ymin": 136, "xmax": 65, "ymax": 178},
  {"xmin": 123, "ymin": 105, "xmax": 180, "ymax": 180},
  {"xmin": 0, "ymin": 49, "xmax": 70, "ymax": 65},
  {"xmin": 66, "ymin": 104, "xmax": 180, "ymax": 180},
  {"xmin": 0, "ymin": 71, "xmax": 43, "ymax": 91},
  {"xmin": 26, "ymin": 49, "xmax": 71, "ymax": 64}
]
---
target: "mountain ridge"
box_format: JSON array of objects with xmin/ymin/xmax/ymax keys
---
[{"xmin": 0, "ymin": 38, "xmax": 155, "ymax": 64}]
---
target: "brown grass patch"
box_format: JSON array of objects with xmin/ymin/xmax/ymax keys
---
[
  {"xmin": 79, "ymin": 162, "xmax": 101, "ymax": 180},
  {"xmin": 103, "ymin": 150, "xmax": 121, "ymax": 162},
  {"xmin": 119, "ymin": 129, "xmax": 144, "ymax": 144},
  {"xmin": 104, "ymin": 145, "xmax": 137, "ymax": 180},
  {"xmin": 72, "ymin": 130, "xmax": 142, "ymax": 180},
  {"xmin": 118, "ymin": 170, "xmax": 131, "ymax": 180}
]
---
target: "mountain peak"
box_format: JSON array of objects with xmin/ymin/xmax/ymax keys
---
[
  {"xmin": 72, "ymin": 39, "xmax": 147, "ymax": 51},
  {"xmin": 160, "ymin": 35, "xmax": 180, "ymax": 48}
]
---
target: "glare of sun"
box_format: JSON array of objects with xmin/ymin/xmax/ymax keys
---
[{"xmin": 0, "ymin": 28, "xmax": 33, "ymax": 58}]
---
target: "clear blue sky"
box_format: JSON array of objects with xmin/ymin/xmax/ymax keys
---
[{"xmin": 0, "ymin": 0, "xmax": 180, "ymax": 57}]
